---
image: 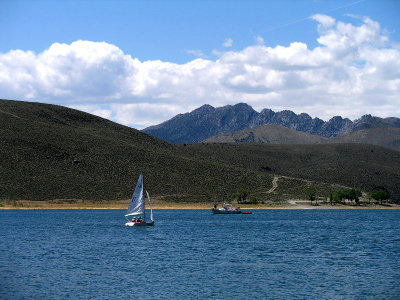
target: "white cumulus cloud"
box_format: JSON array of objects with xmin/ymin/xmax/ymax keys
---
[{"xmin": 0, "ymin": 15, "xmax": 399, "ymax": 128}]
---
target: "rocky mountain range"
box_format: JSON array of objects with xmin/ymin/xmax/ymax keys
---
[{"xmin": 143, "ymin": 103, "xmax": 400, "ymax": 144}]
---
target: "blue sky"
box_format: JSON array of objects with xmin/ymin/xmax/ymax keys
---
[{"xmin": 1, "ymin": 0, "xmax": 399, "ymax": 128}]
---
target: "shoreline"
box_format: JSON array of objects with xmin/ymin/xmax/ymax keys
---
[{"xmin": 1, "ymin": 200, "xmax": 399, "ymax": 210}]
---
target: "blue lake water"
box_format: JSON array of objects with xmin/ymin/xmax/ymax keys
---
[{"xmin": 0, "ymin": 209, "xmax": 399, "ymax": 300}]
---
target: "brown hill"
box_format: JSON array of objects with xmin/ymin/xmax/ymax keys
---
[
  {"xmin": 204, "ymin": 125, "xmax": 326, "ymax": 144},
  {"xmin": 205, "ymin": 124, "xmax": 400, "ymax": 151},
  {"xmin": 1, "ymin": 99, "xmax": 399, "ymax": 202},
  {"xmin": 0, "ymin": 99, "xmax": 273, "ymax": 201},
  {"xmin": 329, "ymin": 127, "xmax": 400, "ymax": 150}
]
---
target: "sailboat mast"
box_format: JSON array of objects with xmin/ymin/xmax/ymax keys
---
[
  {"xmin": 142, "ymin": 174, "xmax": 146, "ymax": 221},
  {"xmin": 147, "ymin": 191, "xmax": 153, "ymax": 221}
]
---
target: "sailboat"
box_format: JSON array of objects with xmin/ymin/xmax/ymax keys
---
[{"xmin": 125, "ymin": 174, "xmax": 155, "ymax": 226}]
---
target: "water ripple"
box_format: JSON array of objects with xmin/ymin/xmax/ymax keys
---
[{"xmin": 1, "ymin": 209, "xmax": 399, "ymax": 299}]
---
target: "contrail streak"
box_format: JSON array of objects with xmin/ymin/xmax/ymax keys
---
[{"xmin": 264, "ymin": 0, "xmax": 367, "ymax": 32}]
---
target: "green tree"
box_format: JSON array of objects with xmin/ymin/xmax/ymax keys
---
[
  {"xmin": 371, "ymin": 189, "xmax": 390, "ymax": 205},
  {"xmin": 334, "ymin": 190, "xmax": 345, "ymax": 204},
  {"xmin": 334, "ymin": 188, "xmax": 362, "ymax": 205},
  {"xmin": 232, "ymin": 188, "xmax": 249, "ymax": 204},
  {"xmin": 351, "ymin": 189, "xmax": 362, "ymax": 205},
  {"xmin": 344, "ymin": 188, "xmax": 362, "ymax": 205},
  {"xmin": 248, "ymin": 196, "xmax": 258, "ymax": 204},
  {"xmin": 305, "ymin": 186, "xmax": 317, "ymax": 205}
]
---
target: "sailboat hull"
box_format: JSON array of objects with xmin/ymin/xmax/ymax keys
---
[{"xmin": 125, "ymin": 221, "xmax": 155, "ymax": 227}]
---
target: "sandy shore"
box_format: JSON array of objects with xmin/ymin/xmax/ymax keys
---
[{"xmin": 0, "ymin": 199, "xmax": 398, "ymax": 210}]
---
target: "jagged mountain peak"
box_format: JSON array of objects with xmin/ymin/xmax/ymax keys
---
[
  {"xmin": 192, "ymin": 104, "xmax": 215, "ymax": 114},
  {"xmin": 142, "ymin": 103, "xmax": 400, "ymax": 143},
  {"xmin": 329, "ymin": 115, "xmax": 345, "ymax": 121},
  {"xmin": 298, "ymin": 113, "xmax": 312, "ymax": 120},
  {"xmin": 232, "ymin": 102, "xmax": 254, "ymax": 110}
]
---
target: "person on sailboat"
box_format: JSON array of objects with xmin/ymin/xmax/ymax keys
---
[{"xmin": 132, "ymin": 217, "xmax": 136, "ymax": 222}]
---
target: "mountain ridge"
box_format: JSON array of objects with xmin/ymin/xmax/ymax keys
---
[{"xmin": 143, "ymin": 103, "xmax": 400, "ymax": 143}]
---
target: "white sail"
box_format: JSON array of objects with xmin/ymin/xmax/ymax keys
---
[{"xmin": 125, "ymin": 174, "xmax": 145, "ymax": 216}]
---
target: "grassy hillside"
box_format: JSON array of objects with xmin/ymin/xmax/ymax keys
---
[
  {"xmin": 1, "ymin": 99, "xmax": 399, "ymax": 203},
  {"xmin": 181, "ymin": 143, "xmax": 400, "ymax": 201},
  {"xmin": 0, "ymin": 99, "xmax": 275, "ymax": 201}
]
